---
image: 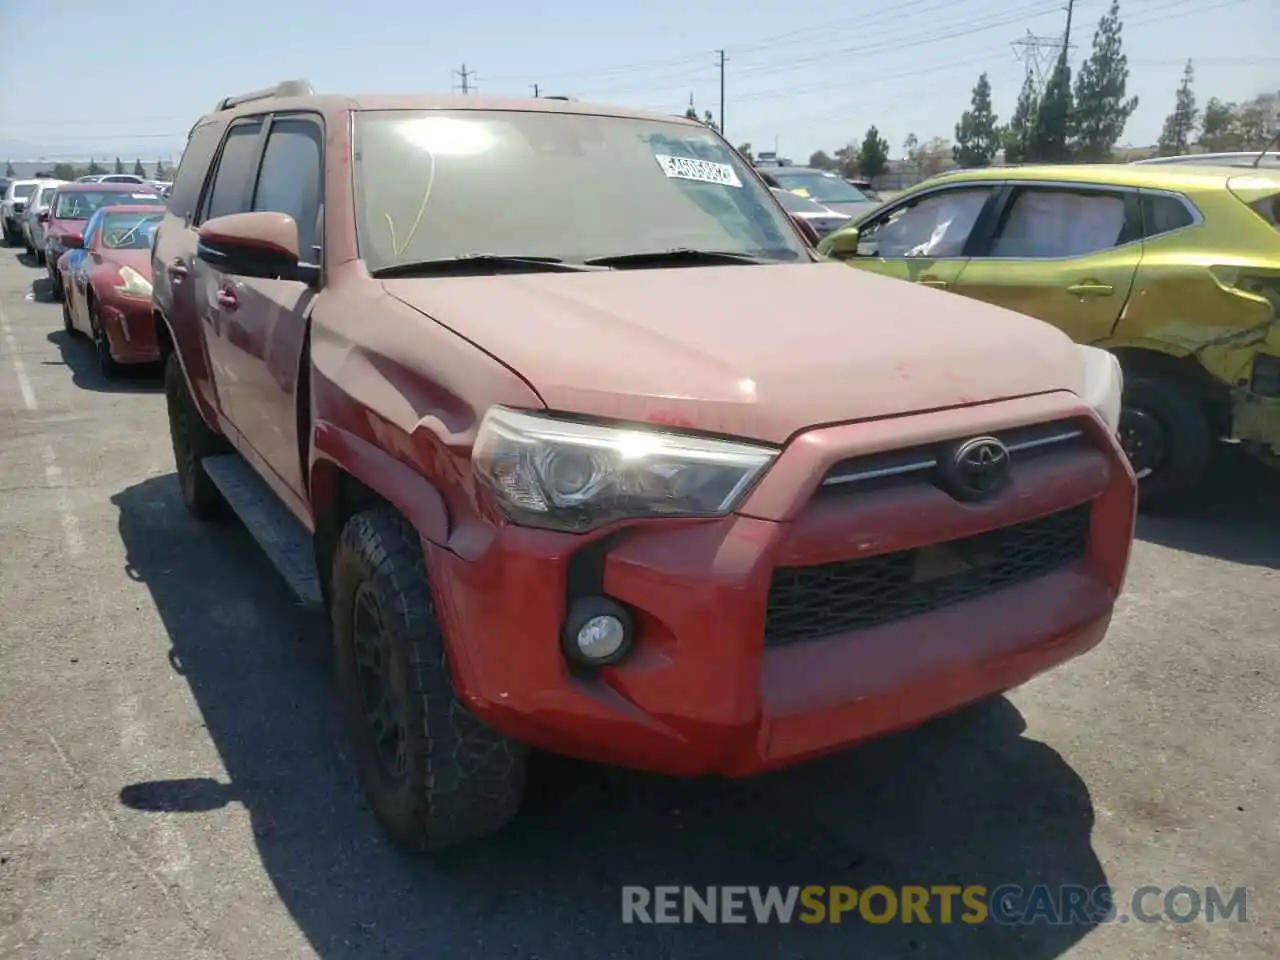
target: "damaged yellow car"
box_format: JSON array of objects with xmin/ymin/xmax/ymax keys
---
[{"xmin": 818, "ymin": 163, "xmax": 1280, "ymax": 509}]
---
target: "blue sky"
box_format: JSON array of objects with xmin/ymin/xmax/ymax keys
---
[{"xmin": 0, "ymin": 0, "xmax": 1274, "ymax": 164}]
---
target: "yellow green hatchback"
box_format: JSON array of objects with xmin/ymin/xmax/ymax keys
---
[{"xmin": 818, "ymin": 163, "xmax": 1280, "ymax": 510}]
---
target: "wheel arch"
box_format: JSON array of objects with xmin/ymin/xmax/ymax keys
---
[{"xmin": 1103, "ymin": 342, "xmax": 1234, "ymax": 438}]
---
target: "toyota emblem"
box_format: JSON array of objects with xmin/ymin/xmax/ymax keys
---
[{"xmin": 941, "ymin": 436, "xmax": 1012, "ymax": 501}]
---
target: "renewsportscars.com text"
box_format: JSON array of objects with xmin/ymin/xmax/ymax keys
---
[{"xmin": 621, "ymin": 884, "xmax": 1249, "ymax": 925}]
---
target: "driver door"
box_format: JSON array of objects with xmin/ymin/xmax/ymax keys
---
[{"xmin": 830, "ymin": 184, "xmax": 1001, "ymax": 289}]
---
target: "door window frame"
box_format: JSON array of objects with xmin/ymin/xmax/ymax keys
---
[
  {"xmin": 246, "ymin": 111, "xmax": 327, "ymax": 274},
  {"xmin": 195, "ymin": 114, "xmax": 270, "ymax": 227},
  {"xmin": 1136, "ymin": 188, "xmax": 1203, "ymax": 241},
  {"xmin": 840, "ymin": 181, "xmax": 1005, "ymax": 260},
  {"xmin": 965, "ymin": 180, "xmax": 1143, "ymax": 261}
]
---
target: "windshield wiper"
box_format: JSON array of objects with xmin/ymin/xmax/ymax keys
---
[
  {"xmin": 370, "ymin": 254, "xmax": 601, "ymax": 277},
  {"xmin": 583, "ymin": 248, "xmax": 776, "ymax": 268}
]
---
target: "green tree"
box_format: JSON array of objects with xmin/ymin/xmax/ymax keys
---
[
  {"xmin": 1198, "ymin": 97, "xmax": 1238, "ymax": 151},
  {"xmin": 857, "ymin": 126, "xmax": 890, "ymax": 180},
  {"xmin": 702, "ymin": 109, "xmax": 719, "ymax": 132},
  {"xmin": 808, "ymin": 149, "xmax": 836, "ymax": 170},
  {"xmin": 154, "ymin": 158, "xmax": 168, "ymax": 179},
  {"xmin": 735, "ymin": 143, "xmax": 753, "ymax": 162},
  {"xmin": 133, "ymin": 157, "xmax": 146, "ymax": 177},
  {"xmin": 1157, "ymin": 60, "xmax": 1198, "ymax": 156},
  {"xmin": 87, "ymin": 158, "xmax": 106, "ymax": 175},
  {"xmin": 1030, "ymin": 58, "xmax": 1073, "ymax": 161},
  {"xmin": 684, "ymin": 105, "xmax": 698, "ymax": 121},
  {"xmin": 1002, "ymin": 70, "xmax": 1039, "ymax": 164},
  {"xmin": 4, "ymin": 160, "xmax": 13, "ymax": 177},
  {"xmin": 1235, "ymin": 102, "xmax": 1271, "ymax": 149},
  {"xmin": 113, "ymin": 157, "xmax": 125, "ymax": 174},
  {"xmin": 52, "ymin": 163, "xmax": 78, "ymax": 180},
  {"xmin": 953, "ymin": 72, "xmax": 1001, "ymax": 167},
  {"xmin": 1070, "ymin": 0, "xmax": 1139, "ymax": 161}
]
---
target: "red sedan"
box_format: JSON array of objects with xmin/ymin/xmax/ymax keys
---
[
  {"xmin": 60, "ymin": 205, "xmax": 163, "ymax": 377},
  {"xmin": 43, "ymin": 182, "xmax": 164, "ymax": 301}
]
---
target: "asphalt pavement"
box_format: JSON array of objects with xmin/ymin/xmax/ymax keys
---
[{"xmin": 0, "ymin": 246, "xmax": 1276, "ymax": 960}]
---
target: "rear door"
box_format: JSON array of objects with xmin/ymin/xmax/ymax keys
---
[
  {"xmin": 950, "ymin": 181, "xmax": 1143, "ymax": 345},
  {"xmin": 188, "ymin": 116, "xmax": 268, "ymax": 423},
  {"xmin": 152, "ymin": 119, "xmax": 226, "ymax": 417},
  {"xmin": 217, "ymin": 112, "xmax": 325, "ymax": 513},
  {"xmin": 830, "ymin": 183, "xmax": 1002, "ymax": 289}
]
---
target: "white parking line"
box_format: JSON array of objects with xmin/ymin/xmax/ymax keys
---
[
  {"xmin": 0, "ymin": 308, "xmax": 38, "ymax": 410},
  {"xmin": 1, "ymin": 301, "xmax": 85, "ymax": 557},
  {"xmin": 40, "ymin": 444, "xmax": 86, "ymax": 557}
]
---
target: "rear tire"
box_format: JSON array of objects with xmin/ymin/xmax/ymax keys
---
[
  {"xmin": 1119, "ymin": 373, "xmax": 1213, "ymax": 512},
  {"xmin": 331, "ymin": 508, "xmax": 528, "ymax": 852},
  {"xmin": 164, "ymin": 352, "xmax": 231, "ymax": 521}
]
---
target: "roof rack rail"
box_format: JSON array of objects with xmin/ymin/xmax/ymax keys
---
[{"xmin": 213, "ymin": 79, "xmax": 313, "ymax": 112}]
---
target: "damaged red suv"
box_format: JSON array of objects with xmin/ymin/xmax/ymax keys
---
[{"xmin": 151, "ymin": 81, "xmax": 1137, "ymax": 851}]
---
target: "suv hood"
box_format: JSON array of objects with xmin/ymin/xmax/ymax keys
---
[{"xmin": 382, "ymin": 262, "xmax": 1082, "ymax": 444}]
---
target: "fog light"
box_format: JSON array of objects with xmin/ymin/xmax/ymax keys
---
[{"xmin": 561, "ymin": 597, "xmax": 634, "ymax": 667}]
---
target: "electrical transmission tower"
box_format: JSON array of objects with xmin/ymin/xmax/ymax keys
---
[
  {"xmin": 453, "ymin": 64, "xmax": 476, "ymax": 94},
  {"xmin": 1010, "ymin": 30, "xmax": 1073, "ymax": 90}
]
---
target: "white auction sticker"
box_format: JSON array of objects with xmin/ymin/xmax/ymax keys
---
[
  {"xmin": 654, "ymin": 154, "xmax": 743, "ymax": 188},
  {"xmin": 131, "ymin": 193, "xmax": 157, "ymax": 199}
]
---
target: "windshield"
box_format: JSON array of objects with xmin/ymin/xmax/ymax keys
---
[
  {"xmin": 54, "ymin": 189, "xmax": 162, "ymax": 220},
  {"xmin": 771, "ymin": 188, "xmax": 834, "ymax": 215},
  {"xmin": 14, "ymin": 184, "xmax": 37, "ymax": 199},
  {"xmin": 353, "ymin": 109, "xmax": 808, "ymax": 271},
  {"xmin": 100, "ymin": 211, "xmax": 163, "ymax": 249},
  {"xmin": 770, "ymin": 172, "xmax": 869, "ymax": 204},
  {"xmin": 35, "ymin": 186, "xmax": 58, "ymax": 206}
]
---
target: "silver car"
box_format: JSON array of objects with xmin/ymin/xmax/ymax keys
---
[{"xmin": 22, "ymin": 180, "xmax": 66, "ymax": 261}]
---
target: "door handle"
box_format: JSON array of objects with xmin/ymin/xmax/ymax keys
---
[
  {"xmin": 917, "ymin": 275, "xmax": 949, "ymax": 288},
  {"xmin": 1066, "ymin": 282, "xmax": 1113, "ymax": 296},
  {"xmin": 168, "ymin": 257, "xmax": 189, "ymax": 280},
  {"xmin": 216, "ymin": 287, "xmax": 239, "ymax": 311}
]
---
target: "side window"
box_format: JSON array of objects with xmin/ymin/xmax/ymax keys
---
[
  {"xmin": 1141, "ymin": 194, "xmax": 1195, "ymax": 237},
  {"xmin": 200, "ymin": 118, "xmax": 265, "ymax": 223},
  {"xmin": 168, "ymin": 122, "xmax": 224, "ymax": 221},
  {"xmin": 860, "ymin": 187, "xmax": 994, "ymax": 258},
  {"xmin": 251, "ymin": 117, "xmax": 323, "ymax": 264},
  {"xmin": 988, "ymin": 186, "xmax": 1128, "ymax": 258}
]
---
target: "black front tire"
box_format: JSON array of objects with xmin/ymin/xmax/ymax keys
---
[
  {"xmin": 90, "ymin": 302, "xmax": 122, "ymax": 379},
  {"xmin": 164, "ymin": 352, "xmax": 230, "ymax": 521},
  {"xmin": 1120, "ymin": 374, "xmax": 1213, "ymax": 512},
  {"xmin": 332, "ymin": 508, "xmax": 528, "ymax": 852}
]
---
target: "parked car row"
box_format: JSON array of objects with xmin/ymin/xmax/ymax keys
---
[{"xmin": 10, "ymin": 82, "xmax": 1141, "ymax": 856}]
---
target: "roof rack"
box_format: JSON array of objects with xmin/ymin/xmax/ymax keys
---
[{"xmin": 213, "ymin": 79, "xmax": 313, "ymax": 112}]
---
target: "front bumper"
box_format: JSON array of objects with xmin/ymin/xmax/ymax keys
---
[
  {"xmin": 426, "ymin": 391, "xmax": 1137, "ymax": 776},
  {"xmin": 99, "ymin": 297, "xmax": 160, "ymax": 364}
]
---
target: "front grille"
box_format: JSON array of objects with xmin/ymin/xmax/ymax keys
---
[
  {"xmin": 816, "ymin": 419, "xmax": 1087, "ymax": 498},
  {"xmin": 764, "ymin": 504, "xmax": 1091, "ymax": 646}
]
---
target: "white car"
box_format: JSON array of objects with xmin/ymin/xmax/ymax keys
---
[
  {"xmin": 21, "ymin": 180, "xmax": 66, "ymax": 261},
  {"xmin": 76, "ymin": 173, "xmax": 149, "ymax": 184},
  {"xmin": 2, "ymin": 179, "xmax": 44, "ymax": 246}
]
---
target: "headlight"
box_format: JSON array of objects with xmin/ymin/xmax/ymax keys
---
[
  {"xmin": 473, "ymin": 406, "xmax": 778, "ymax": 532},
  {"xmin": 115, "ymin": 265, "xmax": 153, "ymax": 300},
  {"xmin": 1077, "ymin": 344, "xmax": 1123, "ymax": 434}
]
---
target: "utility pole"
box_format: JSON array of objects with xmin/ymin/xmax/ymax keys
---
[
  {"xmin": 531, "ymin": 83, "xmax": 540, "ymax": 97},
  {"xmin": 717, "ymin": 49, "xmax": 727, "ymax": 136},
  {"xmin": 1061, "ymin": 0, "xmax": 1075, "ymax": 63},
  {"xmin": 453, "ymin": 64, "xmax": 476, "ymax": 94}
]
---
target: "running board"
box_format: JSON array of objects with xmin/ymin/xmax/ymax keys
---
[{"xmin": 201, "ymin": 454, "xmax": 324, "ymax": 608}]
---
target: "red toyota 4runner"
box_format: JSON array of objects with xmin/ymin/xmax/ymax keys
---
[{"xmin": 151, "ymin": 81, "xmax": 1137, "ymax": 851}]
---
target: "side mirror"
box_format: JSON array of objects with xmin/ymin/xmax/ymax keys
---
[
  {"xmin": 196, "ymin": 212, "xmax": 320, "ymax": 286},
  {"xmin": 823, "ymin": 227, "xmax": 877, "ymax": 259},
  {"xmin": 62, "ymin": 232, "xmax": 84, "ymax": 250},
  {"xmin": 789, "ymin": 213, "xmax": 820, "ymax": 246},
  {"xmin": 37, "ymin": 210, "xmax": 50, "ymax": 224}
]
